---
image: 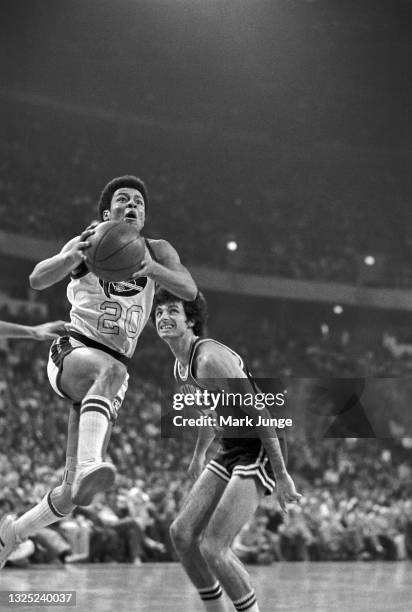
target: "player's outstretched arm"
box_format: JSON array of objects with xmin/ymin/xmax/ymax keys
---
[
  {"xmin": 197, "ymin": 345, "xmax": 301, "ymax": 512},
  {"xmin": 132, "ymin": 239, "xmax": 197, "ymax": 301},
  {"xmin": 29, "ymin": 228, "xmax": 95, "ymax": 290},
  {"xmin": 0, "ymin": 320, "xmax": 67, "ymax": 340}
]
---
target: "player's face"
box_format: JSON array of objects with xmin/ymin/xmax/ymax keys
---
[
  {"xmin": 155, "ymin": 301, "xmax": 193, "ymax": 339},
  {"xmin": 107, "ymin": 187, "xmax": 145, "ymax": 230}
]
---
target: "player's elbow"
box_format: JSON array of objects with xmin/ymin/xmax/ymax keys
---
[
  {"xmin": 29, "ymin": 272, "xmax": 40, "ymax": 290},
  {"xmin": 182, "ymin": 280, "xmax": 198, "ymax": 301},
  {"xmin": 186, "ymin": 288, "xmax": 198, "ymax": 302},
  {"xmin": 29, "ymin": 270, "xmax": 45, "ymax": 291}
]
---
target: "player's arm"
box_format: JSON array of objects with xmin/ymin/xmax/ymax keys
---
[
  {"xmin": 188, "ymin": 417, "xmax": 216, "ymax": 481},
  {"xmin": 29, "ymin": 228, "xmax": 95, "ymax": 290},
  {"xmin": 197, "ymin": 345, "xmax": 301, "ymax": 511},
  {"xmin": 0, "ymin": 320, "xmax": 67, "ymax": 340},
  {"xmin": 132, "ymin": 239, "xmax": 197, "ymax": 301}
]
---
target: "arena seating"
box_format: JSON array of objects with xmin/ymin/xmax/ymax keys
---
[{"xmin": 1, "ymin": 309, "xmax": 411, "ymax": 564}]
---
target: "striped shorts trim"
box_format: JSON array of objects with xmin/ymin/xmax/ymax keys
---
[
  {"xmin": 233, "ymin": 446, "xmax": 276, "ymax": 493},
  {"xmin": 233, "ymin": 464, "xmax": 276, "ymax": 494},
  {"xmin": 207, "ymin": 460, "xmax": 231, "ymax": 482},
  {"xmin": 206, "ymin": 446, "xmax": 276, "ymax": 494}
]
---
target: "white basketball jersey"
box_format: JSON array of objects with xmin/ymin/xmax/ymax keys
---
[{"xmin": 66, "ymin": 272, "xmax": 155, "ymax": 358}]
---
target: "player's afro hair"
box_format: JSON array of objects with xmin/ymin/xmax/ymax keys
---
[
  {"xmin": 97, "ymin": 175, "xmax": 149, "ymax": 220},
  {"xmin": 151, "ymin": 289, "xmax": 208, "ymax": 337}
]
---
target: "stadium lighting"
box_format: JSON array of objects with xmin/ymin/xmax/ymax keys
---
[
  {"xmin": 333, "ymin": 304, "xmax": 343, "ymax": 315},
  {"xmin": 226, "ymin": 240, "xmax": 238, "ymax": 252},
  {"xmin": 364, "ymin": 255, "xmax": 375, "ymax": 266},
  {"xmin": 320, "ymin": 323, "xmax": 329, "ymax": 336}
]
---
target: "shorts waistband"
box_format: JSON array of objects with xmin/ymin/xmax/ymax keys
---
[{"xmin": 69, "ymin": 331, "xmax": 130, "ymax": 365}]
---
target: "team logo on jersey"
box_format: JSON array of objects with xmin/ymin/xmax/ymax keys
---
[{"xmin": 99, "ymin": 277, "xmax": 148, "ymax": 299}]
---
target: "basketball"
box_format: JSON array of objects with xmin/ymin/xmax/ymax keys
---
[{"xmin": 85, "ymin": 221, "xmax": 146, "ymax": 281}]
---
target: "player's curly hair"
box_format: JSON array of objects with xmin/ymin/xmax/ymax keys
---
[
  {"xmin": 151, "ymin": 289, "xmax": 208, "ymax": 337},
  {"xmin": 97, "ymin": 175, "xmax": 149, "ymax": 220}
]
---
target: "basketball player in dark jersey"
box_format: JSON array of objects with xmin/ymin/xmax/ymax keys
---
[{"xmin": 153, "ymin": 289, "xmax": 301, "ymax": 612}]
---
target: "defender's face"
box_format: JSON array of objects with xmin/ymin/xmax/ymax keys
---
[
  {"xmin": 104, "ymin": 187, "xmax": 145, "ymax": 230},
  {"xmin": 155, "ymin": 301, "xmax": 193, "ymax": 339}
]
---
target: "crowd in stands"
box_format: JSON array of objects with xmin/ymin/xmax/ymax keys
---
[
  {"xmin": 1, "ymin": 100, "xmax": 411, "ymax": 286},
  {"xmin": 1, "ymin": 304, "xmax": 411, "ymax": 567}
]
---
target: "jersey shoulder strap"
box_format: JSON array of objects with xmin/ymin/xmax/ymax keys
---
[
  {"xmin": 173, "ymin": 358, "xmax": 179, "ymax": 382},
  {"xmin": 189, "ymin": 337, "xmax": 245, "ymax": 384}
]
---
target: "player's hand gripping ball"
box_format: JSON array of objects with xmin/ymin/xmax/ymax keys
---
[{"xmin": 85, "ymin": 221, "xmax": 145, "ymax": 281}]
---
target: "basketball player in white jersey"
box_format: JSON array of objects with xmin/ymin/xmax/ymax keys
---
[
  {"xmin": 0, "ymin": 175, "xmax": 197, "ymax": 568},
  {"xmin": 152, "ymin": 289, "xmax": 300, "ymax": 612}
]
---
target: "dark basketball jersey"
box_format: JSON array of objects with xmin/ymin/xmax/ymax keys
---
[{"xmin": 173, "ymin": 337, "xmax": 265, "ymax": 451}]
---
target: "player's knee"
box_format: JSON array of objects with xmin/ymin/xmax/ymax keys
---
[
  {"xmin": 199, "ymin": 537, "xmax": 215, "ymax": 562},
  {"xmin": 100, "ymin": 360, "xmax": 127, "ymax": 391},
  {"xmin": 170, "ymin": 519, "xmax": 194, "ymax": 553},
  {"xmin": 51, "ymin": 484, "xmax": 76, "ymax": 515},
  {"xmin": 200, "ymin": 534, "xmax": 227, "ymax": 566}
]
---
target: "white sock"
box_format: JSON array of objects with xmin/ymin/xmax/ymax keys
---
[
  {"xmin": 13, "ymin": 454, "xmax": 77, "ymax": 540},
  {"xmin": 233, "ymin": 591, "xmax": 259, "ymax": 612},
  {"xmin": 77, "ymin": 395, "xmax": 112, "ymax": 464},
  {"xmin": 198, "ymin": 582, "xmax": 230, "ymax": 612},
  {"xmin": 14, "ymin": 493, "xmax": 65, "ymax": 540}
]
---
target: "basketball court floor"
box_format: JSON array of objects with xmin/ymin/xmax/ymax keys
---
[{"xmin": 1, "ymin": 561, "xmax": 409, "ymax": 611}]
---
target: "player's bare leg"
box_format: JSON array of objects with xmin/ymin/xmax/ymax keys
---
[
  {"xmin": 170, "ymin": 469, "xmax": 232, "ymax": 612},
  {"xmin": 0, "ymin": 408, "xmax": 79, "ymax": 569},
  {"xmin": 58, "ymin": 347, "xmax": 127, "ymax": 506},
  {"xmin": 200, "ymin": 475, "xmax": 265, "ymax": 612}
]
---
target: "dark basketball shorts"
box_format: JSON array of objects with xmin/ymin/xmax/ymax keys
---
[{"xmin": 206, "ymin": 443, "xmax": 277, "ymax": 495}]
